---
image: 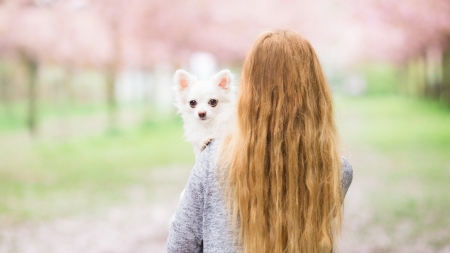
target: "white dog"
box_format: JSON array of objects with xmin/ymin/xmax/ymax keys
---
[{"xmin": 173, "ymin": 69, "xmax": 236, "ymax": 158}]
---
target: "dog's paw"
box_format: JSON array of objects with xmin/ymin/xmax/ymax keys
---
[{"xmin": 200, "ymin": 138, "xmax": 213, "ymax": 151}]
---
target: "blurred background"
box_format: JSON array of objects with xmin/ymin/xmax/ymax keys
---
[{"xmin": 0, "ymin": 0, "xmax": 449, "ymax": 252}]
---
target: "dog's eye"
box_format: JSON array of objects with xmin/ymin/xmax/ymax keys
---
[
  {"xmin": 208, "ymin": 99, "xmax": 218, "ymax": 107},
  {"xmin": 189, "ymin": 100, "xmax": 197, "ymax": 108}
]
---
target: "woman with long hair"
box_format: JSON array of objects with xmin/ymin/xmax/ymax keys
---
[{"xmin": 167, "ymin": 29, "xmax": 353, "ymax": 253}]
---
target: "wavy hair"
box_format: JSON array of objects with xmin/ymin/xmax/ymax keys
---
[{"xmin": 219, "ymin": 29, "xmax": 343, "ymax": 253}]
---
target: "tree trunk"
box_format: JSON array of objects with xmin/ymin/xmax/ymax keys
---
[
  {"xmin": 398, "ymin": 63, "xmax": 409, "ymax": 95},
  {"xmin": 63, "ymin": 67, "xmax": 75, "ymax": 105},
  {"xmin": 24, "ymin": 57, "xmax": 39, "ymax": 136},
  {"xmin": 106, "ymin": 70, "xmax": 118, "ymax": 132},
  {"xmin": 422, "ymin": 47, "xmax": 444, "ymax": 99},
  {"xmin": 406, "ymin": 56, "xmax": 428, "ymax": 97},
  {"xmin": 406, "ymin": 60, "xmax": 416, "ymax": 96},
  {"xmin": 0, "ymin": 74, "xmax": 11, "ymax": 116},
  {"xmin": 416, "ymin": 55, "xmax": 427, "ymax": 97},
  {"xmin": 440, "ymin": 48, "xmax": 450, "ymax": 106}
]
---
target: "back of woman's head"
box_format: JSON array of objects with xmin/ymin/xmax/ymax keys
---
[{"xmin": 220, "ymin": 29, "xmax": 343, "ymax": 253}]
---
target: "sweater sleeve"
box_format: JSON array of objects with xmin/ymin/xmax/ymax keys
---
[
  {"xmin": 166, "ymin": 146, "xmax": 211, "ymax": 253},
  {"xmin": 341, "ymin": 157, "xmax": 353, "ymax": 198}
]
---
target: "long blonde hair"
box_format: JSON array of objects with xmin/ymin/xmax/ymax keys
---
[{"xmin": 219, "ymin": 29, "xmax": 343, "ymax": 253}]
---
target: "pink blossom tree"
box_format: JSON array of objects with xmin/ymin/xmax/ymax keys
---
[
  {"xmin": 2, "ymin": 0, "xmax": 449, "ymax": 135},
  {"xmin": 345, "ymin": 0, "xmax": 450, "ymax": 99}
]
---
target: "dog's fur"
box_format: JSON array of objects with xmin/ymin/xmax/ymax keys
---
[{"xmin": 173, "ymin": 69, "xmax": 236, "ymax": 158}]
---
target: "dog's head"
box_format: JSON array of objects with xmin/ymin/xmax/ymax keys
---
[{"xmin": 173, "ymin": 69, "xmax": 235, "ymax": 122}]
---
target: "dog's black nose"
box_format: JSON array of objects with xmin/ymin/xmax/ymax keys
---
[{"xmin": 198, "ymin": 111, "xmax": 206, "ymax": 118}]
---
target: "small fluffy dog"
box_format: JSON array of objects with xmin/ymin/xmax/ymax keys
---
[{"xmin": 173, "ymin": 69, "xmax": 236, "ymax": 158}]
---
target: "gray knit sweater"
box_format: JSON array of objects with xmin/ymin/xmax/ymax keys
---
[{"xmin": 167, "ymin": 140, "xmax": 353, "ymax": 253}]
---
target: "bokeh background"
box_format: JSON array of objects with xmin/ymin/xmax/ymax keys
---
[{"xmin": 0, "ymin": 0, "xmax": 449, "ymax": 252}]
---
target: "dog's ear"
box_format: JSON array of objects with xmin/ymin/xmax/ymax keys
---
[
  {"xmin": 212, "ymin": 70, "xmax": 232, "ymax": 89},
  {"xmin": 174, "ymin": 70, "xmax": 193, "ymax": 90}
]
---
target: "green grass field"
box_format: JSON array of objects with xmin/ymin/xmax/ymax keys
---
[
  {"xmin": 0, "ymin": 114, "xmax": 194, "ymax": 222},
  {"xmin": 336, "ymin": 95, "xmax": 450, "ymax": 248}
]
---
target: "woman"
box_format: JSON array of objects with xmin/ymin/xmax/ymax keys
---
[{"xmin": 167, "ymin": 29, "xmax": 353, "ymax": 253}]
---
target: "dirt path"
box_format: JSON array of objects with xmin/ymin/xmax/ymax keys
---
[
  {"xmin": 0, "ymin": 204, "xmax": 172, "ymax": 253},
  {"xmin": 2, "ymin": 151, "xmax": 450, "ymax": 252},
  {"xmin": 337, "ymin": 149, "xmax": 450, "ymax": 253},
  {"xmin": 0, "ymin": 166, "xmax": 190, "ymax": 253}
]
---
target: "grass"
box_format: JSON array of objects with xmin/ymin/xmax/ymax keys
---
[
  {"xmin": 0, "ymin": 100, "xmax": 110, "ymax": 133},
  {"xmin": 0, "ymin": 115, "xmax": 194, "ymax": 222},
  {"xmin": 336, "ymin": 94, "xmax": 450, "ymax": 248},
  {"xmin": 360, "ymin": 63, "xmax": 400, "ymax": 95}
]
